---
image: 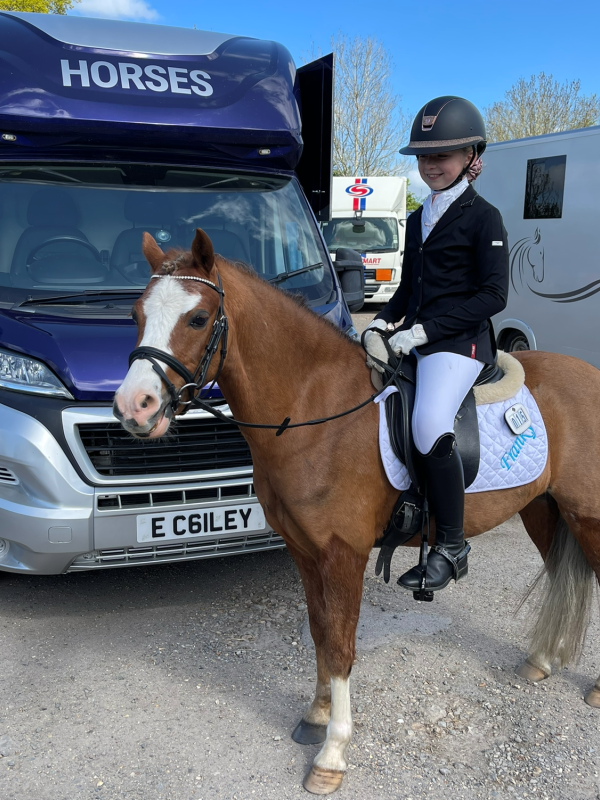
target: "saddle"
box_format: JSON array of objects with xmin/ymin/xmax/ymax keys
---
[
  {"xmin": 374, "ymin": 351, "xmax": 503, "ymax": 584},
  {"xmin": 384, "ymin": 354, "xmax": 503, "ymax": 491}
]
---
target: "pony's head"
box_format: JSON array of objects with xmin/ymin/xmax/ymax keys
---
[{"xmin": 113, "ymin": 229, "xmax": 224, "ymax": 439}]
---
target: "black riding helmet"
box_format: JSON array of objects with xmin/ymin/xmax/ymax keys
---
[
  {"xmin": 400, "ymin": 96, "xmax": 487, "ymax": 156},
  {"xmin": 400, "ymin": 96, "xmax": 486, "ymax": 191}
]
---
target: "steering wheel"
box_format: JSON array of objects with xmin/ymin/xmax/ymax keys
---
[{"xmin": 26, "ymin": 236, "xmax": 103, "ymax": 269}]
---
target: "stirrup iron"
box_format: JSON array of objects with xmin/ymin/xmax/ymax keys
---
[{"xmin": 430, "ymin": 542, "xmax": 471, "ymax": 582}]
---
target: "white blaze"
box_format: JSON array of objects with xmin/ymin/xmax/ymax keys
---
[{"xmin": 116, "ymin": 278, "xmax": 199, "ymax": 415}]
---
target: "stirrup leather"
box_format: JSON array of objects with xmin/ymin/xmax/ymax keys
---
[{"xmin": 430, "ymin": 541, "xmax": 471, "ymax": 581}]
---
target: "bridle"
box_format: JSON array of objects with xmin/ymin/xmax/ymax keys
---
[
  {"xmin": 128, "ymin": 272, "xmax": 228, "ymax": 418},
  {"xmin": 126, "ymin": 268, "xmax": 405, "ymax": 436}
]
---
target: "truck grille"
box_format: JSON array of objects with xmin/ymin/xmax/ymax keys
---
[
  {"xmin": 77, "ymin": 417, "xmax": 252, "ymax": 477},
  {"xmin": 67, "ymin": 531, "xmax": 285, "ymax": 570},
  {"xmin": 97, "ymin": 482, "xmax": 255, "ymax": 510},
  {"xmin": 364, "ymin": 269, "xmax": 376, "ymax": 280}
]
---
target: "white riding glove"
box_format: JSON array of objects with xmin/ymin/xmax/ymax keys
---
[
  {"xmin": 389, "ymin": 324, "xmax": 429, "ymax": 355},
  {"xmin": 363, "ymin": 318, "xmax": 392, "ymax": 373}
]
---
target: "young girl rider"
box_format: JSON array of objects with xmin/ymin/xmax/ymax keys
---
[{"xmin": 364, "ymin": 96, "xmax": 509, "ymax": 593}]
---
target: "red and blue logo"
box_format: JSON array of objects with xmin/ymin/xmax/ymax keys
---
[{"xmin": 345, "ymin": 178, "xmax": 373, "ymax": 210}]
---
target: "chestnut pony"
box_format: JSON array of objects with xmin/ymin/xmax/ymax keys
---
[{"xmin": 114, "ymin": 230, "xmax": 600, "ymax": 796}]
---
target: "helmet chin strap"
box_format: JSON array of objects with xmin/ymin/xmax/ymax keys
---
[{"xmin": 434, "ymin": 145, "xmax": 477, "ymax": 193}]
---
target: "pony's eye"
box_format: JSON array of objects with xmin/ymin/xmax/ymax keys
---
[
  {"xmin": 131, "ymin": 309, "xmax": 139, "ymax": 324},
  {"xmin": 189, "ymin": 312, "xmax": 209, "ymax": 330}
]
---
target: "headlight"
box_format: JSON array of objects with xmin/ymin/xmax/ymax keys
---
[{"xmin": 0, "ymin": 348, "xmax": 72, "ymax": 398}]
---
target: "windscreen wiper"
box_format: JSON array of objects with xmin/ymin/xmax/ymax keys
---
[
  {"xmin": 18, "ymin": 289, "xmax": 145, "ymax": 307},
  {"xmin": 268, "ymin": 263, "xmax": 324, "ymax": 285},
  {"xmin": 0, "ymin": 168, "xmax": 82, "ymax": 183}
]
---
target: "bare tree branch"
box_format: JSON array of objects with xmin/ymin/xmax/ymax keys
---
[
  {"xmin": 485, "ymin": 72, "xmax": 600, "ymax": 142},
  {"xmin": 306, "ymin": 34, "xmax": 410, "ymax": 176}
]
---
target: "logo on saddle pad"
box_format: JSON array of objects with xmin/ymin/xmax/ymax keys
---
[{"xmin": 501, "ymin": 426, "xmax": 536, "ymax": 472}]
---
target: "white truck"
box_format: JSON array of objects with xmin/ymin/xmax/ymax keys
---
[
  {"xmin": 477, "ymin": 125, "xmax": 600, "ymax": 368},
  {"xmin": 322, "ymin": 176, "xmax": 407, "ymax": 306}
]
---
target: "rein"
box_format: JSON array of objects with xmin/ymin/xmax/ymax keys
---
[{"xmin": 128, "ymin": 271, "xmax": 403, "ymax": 436}]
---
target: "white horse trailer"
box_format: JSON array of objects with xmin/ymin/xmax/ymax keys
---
[{"xmin": 477, "ymin": 125, "xmax": 600, "ymax": 368}]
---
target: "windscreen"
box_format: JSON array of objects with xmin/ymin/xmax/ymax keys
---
[
  {"xmin": 0, "ymin": 163, "xmax": 333, "ymax": 308},
  {"xmin": 322, "ymin": 217, "xmax": 398, "ymax": 254}
]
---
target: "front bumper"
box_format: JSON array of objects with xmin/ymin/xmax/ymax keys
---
[
  {"xmin": 364, "ymin": 282, "xmax": 398, "ymax": 302},
  {"xmin": 0, "ymin": 403, "xmax": 283, "ymax": 574}
]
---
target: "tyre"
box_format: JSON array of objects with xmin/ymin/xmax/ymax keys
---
[{"xmin": 502, "ymin": 330, "xmax": 530, "ymax": 352}]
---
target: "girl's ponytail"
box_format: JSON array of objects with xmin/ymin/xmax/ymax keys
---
[{"xmin": 467, "ymin": 157, "xmax": 483, "ymax": 183}]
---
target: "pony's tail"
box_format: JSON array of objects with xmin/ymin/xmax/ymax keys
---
[{"xmin": 519, "ymin": 516, "xmax": 596, "ymax": 670}]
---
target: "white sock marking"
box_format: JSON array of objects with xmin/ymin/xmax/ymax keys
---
[{"xmin": 313, "ymin": 677, "xmax": 352, "ymax": 772}]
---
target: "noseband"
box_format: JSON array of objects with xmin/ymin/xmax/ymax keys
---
[{"xmin": 128, "ymin": 273, "xmax": 228, "ymax": 417}]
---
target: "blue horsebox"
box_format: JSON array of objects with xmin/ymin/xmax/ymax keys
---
[
  {"xmin": 0, "ymin": 12, "xmax": 303, "ymax": 166},
  {"xmin": 0, "ymin": 12, "xmax": 363, "ymax": 574}
]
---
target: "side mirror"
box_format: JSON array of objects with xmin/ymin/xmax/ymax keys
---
[{"xmin": 334, "ymin": 247, "xmax": 365, "ymax": 313}]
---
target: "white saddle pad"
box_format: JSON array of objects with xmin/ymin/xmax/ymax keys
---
[{"xmin": 375, "ymin": 384, "xmax": 548, "ymax": 494}]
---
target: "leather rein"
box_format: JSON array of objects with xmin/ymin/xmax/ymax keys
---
[{"xmin": 128, "ymin": 271, "xmax": 404, "ymax": 436}]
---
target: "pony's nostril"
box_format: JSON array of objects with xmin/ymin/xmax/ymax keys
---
[{"xmin": 134, "ymin": 393, "xmax": 156, "ymax": 413}]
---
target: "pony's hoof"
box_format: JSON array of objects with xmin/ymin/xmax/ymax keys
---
[
  {"xmin": 584, "ymin": 687, "xmax": 600, "ymax": 708},
  {"xmin": 516, "ymin": 659, "xmax": 550, "ymax": 682},
  {"xmin": 303, "ymin": 766, "xmax": 344, "ymax": 795},
  {"xmin": 292, "ymin": 720, "xmax": 328, "ymax": 745}
]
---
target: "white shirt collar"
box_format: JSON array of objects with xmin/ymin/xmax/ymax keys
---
[{"xmin": 421, "ymin": 178, "xmax": 469, "ymax": 241}]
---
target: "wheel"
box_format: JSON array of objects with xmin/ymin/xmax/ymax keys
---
[{"xmin": 503, "ymin": 330, "xmax": 530, "ymax": 352}]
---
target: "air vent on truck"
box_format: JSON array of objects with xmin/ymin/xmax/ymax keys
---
[
  {"xmin": 77, "ymin": 417, "xmax": 252, "ymax": 477},
  {"xmin": 0, "ymin": 466, "xmax": 18, "ymax": 484}
]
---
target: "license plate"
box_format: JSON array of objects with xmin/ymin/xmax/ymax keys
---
[{"xmin": 136, "ymin": 503, "xmax": 266, "ymax": 543}]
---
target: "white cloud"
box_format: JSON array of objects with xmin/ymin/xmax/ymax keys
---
[
  {"xmin": 406, "ymin": 166, "xmax": 429, "ymax": 200},
  {"xmin": 74, "ymin": 0, "xmax": 160, "ymax": 21}
]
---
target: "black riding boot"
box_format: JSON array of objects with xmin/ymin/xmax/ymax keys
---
[{"xmin": 398, "ymin": 434, "xmax": 470, "ymax": 592}]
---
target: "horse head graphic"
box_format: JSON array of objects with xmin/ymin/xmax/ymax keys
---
[
  {"xmin": 509, "ymin": 229, "xmax": 600, "ymax": 304},
  {"xmin": 509, "ymin": 228, "xmax": 545, "ymax": 294}
]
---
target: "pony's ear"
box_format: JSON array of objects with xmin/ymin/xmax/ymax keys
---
[
  {"xmin": 191, "ymin": 228, "xmax": 215, "ymax": 277},
  {"xmin": 142, "ymin": 232, "xmax": 166, "ymax": 274}
]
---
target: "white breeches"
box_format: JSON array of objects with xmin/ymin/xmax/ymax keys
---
[{"xmin": 412, "ymin": 351, "xmax": 484, "ymax": 455}]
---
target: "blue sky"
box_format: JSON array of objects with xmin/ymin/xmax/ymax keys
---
[{"xmin": 72, "ymin": 0, "xmax": 599, "ymax": 196}]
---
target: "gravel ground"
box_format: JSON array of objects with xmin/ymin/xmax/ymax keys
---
[
  {"xmin": 1, "ymin": 305, "xmax": 599, "ymax": 799},
  {"xmin": 0, "ymin": 516, "xmax": 598, "ymax": 800}
]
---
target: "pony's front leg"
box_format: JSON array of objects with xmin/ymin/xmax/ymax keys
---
[
  {"xmin": 287, "ymin": 544, "xmax": 331, "ymax": 744},
  {"xmin": 303, "ymin": 536, "xmax": 368, "ymax": 795}
]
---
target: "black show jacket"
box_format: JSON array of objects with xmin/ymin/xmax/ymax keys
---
[{"xmin": 375, "ymin": 184, "xmax": 509, "ymax": 365}]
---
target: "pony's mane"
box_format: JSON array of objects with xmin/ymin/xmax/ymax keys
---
[
  {"xmin": 163, "ymin": 248, "xmax": 361, "ymax": 351},
  {"xmin": 218, "ymin": 256, "xmax": 362, "ymax": 350}
]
